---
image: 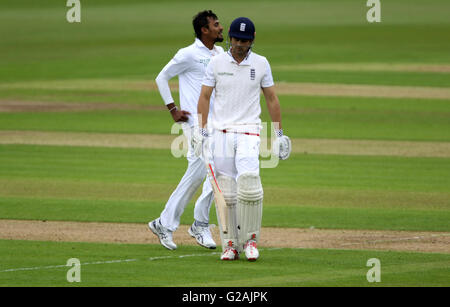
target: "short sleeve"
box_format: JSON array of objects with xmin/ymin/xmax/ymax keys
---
[
  {"xmin": 202, "ymin": 58, "xmax": 216, "ymax": 87},
  {"xmin": 261, "ymin": 58, "xmax": 275, "ymax": 88}
]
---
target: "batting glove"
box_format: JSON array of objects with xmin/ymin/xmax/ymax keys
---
[
  {"xmin": 275, "ymin": 129, "xmax": 291, "ymax": 160},
  {"xmin": 192, "ymin": 128, "xmax": 208, "ymax": 157}
]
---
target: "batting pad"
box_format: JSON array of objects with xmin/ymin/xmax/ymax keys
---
[
  {"xmin": 237, "ymin": 172, "xmax": 263, "ymax": 251},
  {"xmin": 217, "ymin": 175, "xmax": 239, "ymax": 251}
]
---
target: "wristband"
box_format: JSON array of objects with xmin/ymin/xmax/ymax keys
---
[
  {"xmin": 200, "ymin": 128, "xmax": 208, "ymax": 137},
  {"xmin": 169, "ymin": 106, "xmax": 177, "ymax": 112},
  {"xmin": 275, "ymin": 129, "xmax": 283, "ymax": 137}
]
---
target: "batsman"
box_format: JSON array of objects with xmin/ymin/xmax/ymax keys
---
[{"xmin": 193, "ymin": 17, "xmax": 291, "ymax": 261}]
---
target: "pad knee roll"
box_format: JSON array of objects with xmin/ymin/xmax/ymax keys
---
[
  {"xmin": 237, "ymin": 172, "xmax": 263, "ymax": 205},
  {"xmin": 217, "ymin": 175, "xmax": 237, "ymax": 207}
]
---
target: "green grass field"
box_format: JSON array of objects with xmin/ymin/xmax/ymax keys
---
[
  {"xmin": 1, "ymin": 240, "xmax": 449, "ymax": 287},
  {"xmin": 0, "ymin": 0, "xmax": 449, "ymax": 288}
]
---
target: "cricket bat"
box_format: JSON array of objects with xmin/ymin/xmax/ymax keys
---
[{"xmin": 205, "ymin": 162, "xmax": 228, "ymax": 234}]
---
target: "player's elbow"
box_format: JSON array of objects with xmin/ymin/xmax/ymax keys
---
[
  {"xmin": 198, "ymin": 92, "xmax": 211, "ymax": 111},
  {"xmin": 155, "ymin": 72, "xmax": 164, "ymax": 84},
  {"xmin": 200, "ymin": 86, "xmax": 213, "ymax": 101},
  {"xmin": 155, "ymin": 71, "xmax": 170, "ymax": 87},
  {"xmin": 199, "ymin": 93, "xmax": 210, "ymax": 105},
  {"xmin": 267, "ymin": 92, "xmax": 280, "ymax": 107}
]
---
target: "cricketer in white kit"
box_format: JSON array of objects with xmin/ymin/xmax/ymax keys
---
[
  {"xmin": 148, "ymin": 11, "xmax": 224, "ymax": 251},
  {"xmin": 193, "ymin": 17, "xmax": 291, "ymax": 261}
]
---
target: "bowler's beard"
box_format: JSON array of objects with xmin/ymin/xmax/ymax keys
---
[{"xmin": 215, "ymin": 36, "xmax": 224, "ymax": 43}]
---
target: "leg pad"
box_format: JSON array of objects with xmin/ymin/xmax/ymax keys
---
[{"xmin": 237, "ymin": 172, "xmax": 263, "ymax": 251}]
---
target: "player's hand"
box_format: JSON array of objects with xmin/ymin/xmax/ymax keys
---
[
  {"xmin": 171, "ymin": 109, "xmax": 191, "ymax": 122},
  {"xmin": 278, "ymin": 135, "xmax": 291, "ymax": 160},
  {"xmin": 275, "ymin": 129, "xmax": 291, "ymax": 160},
  {"xmin": 192, "ymin": 128, "xmax": 207, "ymax": 157}
]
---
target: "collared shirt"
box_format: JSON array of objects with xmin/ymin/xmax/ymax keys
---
[
  {"xmin": 202, "ymin": 50, "xmax": 274, "ymax": 131},
  {"xmin": 155, "ymin": 38, "xmax": 224, "ymax": 127}
]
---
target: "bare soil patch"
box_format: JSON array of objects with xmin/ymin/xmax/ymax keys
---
[
  {"xmin": 289, "ymin": 138, "xmax": 450, "ymax": 158},
  {"xmin": 3, "ymin": 79, "xmax": 450, "ymax": 100},
  {"xmin": 1, "ymin": 130, "xmax": 449, "ymax": 158},
  {"xmin": 0, "ymin": 219, "xmax": 448, "ymax": 253},
  {"xmin": 0, "ymin": 131, "xmax": 174, "ymax": 149},
  {"xmin": 273, "ymin": 63, "xmax": 450, "ymax": 73},
  {"xmin": 274, "ymin": 82, "xmax": 450, "ymax": 100}
]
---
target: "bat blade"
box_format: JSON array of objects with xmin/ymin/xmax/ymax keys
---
[{"xmin": 206, "ymin": 163, "xmax": 228, "ymax": 234}]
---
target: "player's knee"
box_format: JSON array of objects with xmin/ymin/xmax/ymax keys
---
[
  {"xmin": 192, "ymin": 172, "xmax": 206, "ymax": 188},
  {"xmin": 187, "ymin": 159, "xmax": 207, "ymax": 184},
  {"xmin": 237, "ymin": 172, "xmax": 263, "ymax": 205}
]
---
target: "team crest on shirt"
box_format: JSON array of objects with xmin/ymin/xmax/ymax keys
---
[
  {"xmin": 250, "ymin": 68, "xmax": 255, "ymax": 80},
  {"xmin": 199, "ymin": 58, "xmax": 210, "ymax": 67}
]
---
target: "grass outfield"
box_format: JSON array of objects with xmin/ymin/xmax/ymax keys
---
[
  {"xmin": 1, "ymin": 240, "xmax": 449, "ymax": 287},
  {"xmin": 0, "ymin": 145, "xmax": 449, "ymax": 231},
  {"xmin": 1, "ymin": 198, "xmax": 449, "ymax": 232},
  {"xmin": 2, "ymin": 0, "xmax": 450, "ymax": 83},
  {"xmin": 1, "ymin": 145, "xmax": 448, "ymax": 193},
  {"xmin": 1, "ymin": 0, "xmax": 449, "ymax": 287},
  {"xmin": 1, "ymin": 95, "xmax": 450, "ymax": 141}
]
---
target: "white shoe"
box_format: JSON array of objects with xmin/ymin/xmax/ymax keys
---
[
  {"xmin": 244, "ymin": 240, "xmax": 259, "ymax": 261},
  {"xmin": 148, "ymin": 219, "xmax": 177, "ymax": 250},
  {"xmin": 221, "ymin": 245, "xmax": 239, "ymax": 261},
  {"xmin": 188, "ymin": 223, "xmax": 217, "ymax": 249}
]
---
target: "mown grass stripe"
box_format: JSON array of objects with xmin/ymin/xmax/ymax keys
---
[
  {"xmin": 2, "ymin": 79, "xmax": 450, "ymax": 99},
  {"xmin": 1, "ymin": 131, "xmax": 449, "ymax": 158}
]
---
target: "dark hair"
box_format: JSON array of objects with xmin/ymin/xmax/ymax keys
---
[{"xmin": 193, "ymin": 10, "xmax": 218, "ymax": 39}]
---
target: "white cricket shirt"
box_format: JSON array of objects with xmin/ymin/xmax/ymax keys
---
[
  {"xmin": 155, "ymin": 38, "xmax": 224, "ymax": 127},
  {"xmin": 202, "ymin": 50, "xmax": 274, "ymax": 132}
]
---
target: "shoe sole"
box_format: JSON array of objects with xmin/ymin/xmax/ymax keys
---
[
  {"xmin": 221, "ymin": 254, "xmax": 240, "ymax": 261},
  {"xmin": 188, "ymin": 227, "xmax": 217, "ymax": 250},
  {"xmin": 148, "ymin": 221, "xmax": 176, "ymax": 251},
  {"xmin": 221, "ymin": 258, "xmax": 238, "ymax": 261},
  {"xmin": 245, "ymin": 250, "xmax": 259, "ymax": 262}
]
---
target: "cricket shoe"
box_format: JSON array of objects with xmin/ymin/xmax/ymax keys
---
[
  {"xmin": 220, "ymin": 247, "xmax": 239, "ymax": 261},
  {"xmin": 148, "ymin": 218, "xmax": 177, "ymax": 250},
  {"xmin": 220, "ymin": 241, "xmax": 239, "ymax": 261},
  {"xmin": 244, "ymin": 240, "xmax": 259, "ymax": 261},
  {"xmin": 188, "ymin": 223, "xmax": 217, "ymax": 249}
]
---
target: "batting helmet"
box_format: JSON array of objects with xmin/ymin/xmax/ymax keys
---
[{"xmin": 228, "ymin": 17, "xmax": 255, "ymax": 40}]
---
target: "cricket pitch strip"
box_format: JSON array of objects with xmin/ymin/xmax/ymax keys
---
[{"xmin": 0, "ymin": 219, "xmax": 448, "ymax": 254}]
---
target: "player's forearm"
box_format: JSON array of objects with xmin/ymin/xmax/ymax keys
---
[
  {"xmin": 197, "ymin": 96, "xmax": 210, "ymax": 128},
  {"xmin": 267, "ymin": 96, "xmax": 282, "ymax": 129},
  {"xmin": 155, "ymin": 71, "xmax": 174, "ymax": 106},
  {"xmin": 263, "ymin": 86, "xmax": 282, "ymax": 129},
  {"xmin": 197, "ymin": 86, "xmax": 214, "ymax": 128}
]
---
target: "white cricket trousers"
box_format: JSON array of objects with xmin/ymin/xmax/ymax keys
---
[
  {"xmin": 211, "ymin": 129, "xmax": 261, "ymax": 179},
  {"xmin": 159, "ymin": 124, "xmax": 214, "ymax": 232}
]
